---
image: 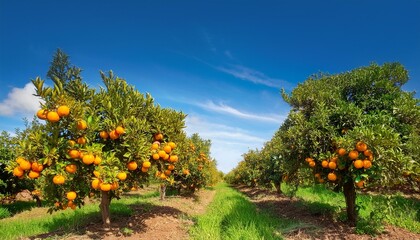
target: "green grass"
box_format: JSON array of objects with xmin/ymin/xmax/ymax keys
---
[
  {"xmin": 0, "ymin": 190, "xmax": 160, "ymax": 240},
  {"xmin": 282, "ymin": 183, "xmax": 420, "ymax": 234},
  {"xmin": 190, "ymin": 183, "xmax": 301, "ymax": 240}
]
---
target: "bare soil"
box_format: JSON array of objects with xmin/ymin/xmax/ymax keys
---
[{"xmin": 234, "ymin": 185, "xmax": 420, "ymax": 240}]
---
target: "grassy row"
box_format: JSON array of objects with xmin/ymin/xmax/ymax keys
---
[{"xmin": 189, "ymin": 183, "xmax": 302, "ymax": 240}]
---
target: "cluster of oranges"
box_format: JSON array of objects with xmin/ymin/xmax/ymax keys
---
[
  {"xmin": 150, "ymin": 133, "xmax": 178, "ymax": 180},
  {"xmin": 12, "ymin": 157, "xmax": 44, "ymax": 179},
  {"xmin": 99, "ymin": 126, "xmax": 125, "ymax": 140},
  {"xmin": 37, "ymin": 105, "xmax": 70, "ymax": 123}
]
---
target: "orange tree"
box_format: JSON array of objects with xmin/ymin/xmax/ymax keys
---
[
  {"xmin": 6, "ymin": 50, "xmax": 188, "ymax": 225},
  {"xmin": 278, "ymin": 63, "xmax": 419, "ymax": 225}
]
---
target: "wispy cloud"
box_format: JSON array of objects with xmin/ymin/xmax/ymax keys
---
[
  {"xmin": 0, "ymin": 82, "xmax": 43, "ymax": 117},
  {"xmin": 216, "ymin": 64, "xmax": 290, "ymax": 89},
  {"xmin": 197, "ymin": 100, "xmax": 284, "ymax": 123}
]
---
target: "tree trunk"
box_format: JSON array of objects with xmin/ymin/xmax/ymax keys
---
[
  {"xmin": 159, "ymin": 184, "xmax": 167, "ymax": 200},
  {"xmin": 343, "ymin": 180, "xmax": 357, "ymax": 226},
  {"xmin": 274, "ymin": 180, "xmax": 282, "ymax": 194},
  {"xmin": 100, "ymin": 191, "xmax": 111, "ymax": 226}
]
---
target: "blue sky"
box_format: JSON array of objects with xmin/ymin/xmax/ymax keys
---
[{"xmin": 1, "ymin": 1, "xmax": 419, "ymax": 173}]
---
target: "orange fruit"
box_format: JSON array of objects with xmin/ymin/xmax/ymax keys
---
[
  {"xmin": 79, "ymin": 151, "xmax": 84, "ymax": 159},
  {"xmin": 16, "ymin": 157, "xmax": 25, "ymax": 164},
  {"xmin": 353, "ymin": 160, "xmax": 364, "ymax": 169},
  {"xmin": 158, "ymin": 150, "xmax": 166, "ymax": 158},
  {"xmin": 77, "ymin": 136, "xmax": 87, "ymax": 145},
  {"xmin": 330, "ymin": 157, "xmax": 338, "ymax": 163},
  {"xmin": 337, "ymin": 148, "xmax": 346, "ymax": 156},
  {"xmin": 19, "ymin": 160, "xmax": 32, "ymax": 171},
  {"xmin": 164, "ymin": 170, "xmax": 171, "ymax": 176},
  {"xmin": 77, "ymin": 120, "xmax": 87, "ymax": 130},
  {"xmin": 99, "ymin": 131, "xmax": 109, "ymax": 139},
  {"xmin": 169, "ymin": 155, "xmax": 178, "ymax": 163},
  {"xmin": 308, "ymin": 161, "xmax": 316, "ymax": 168},
  {"xmin": 182, "ymin": 169, "xmax": 190, "ymax": 175},
  {"xmin": 57, "ymin": 105, "xmax": 70, "ymax": 117},
  {"xmin": 168, "ymin": 142, "xmax": 176, "ymax": 149},
  {"xmin": 31, "ymin": 162, "xmax": 44, "ymax": 172},
  {"xmin": 93, "ymin": 170, "xmax": 100, "ymax": 178},
  {"xmin": 82, "ymin": 154, "xmax": 95, "ymax": 165},
  {"xmin": 47, "ymin": 111, "xmax": 60, "ymax": 122},
  {"xmin": 91, "ymin": 179, "xmax": 101, "ymax": 189},
  {"xmin": 65, "ymin": 164, "xmax": 77, "ymax": 174},
  {"xmin": 100, "ymin": 183, "xmax": 112, "ymax": 191},
  {"xmin": 141, "ymin": 167, "xmax": 148, "ymax": 172},
  {"xmin": 142, "ymin": 161, "xmax": 151, "ymax": 168},
  {"xmin": 28, "ymin": 170, "xmax": 40, "ymax": 179},
  {"xmin": 53, "ymin": 175, "xmax": 65, "ymax": 185},
  {"xmin": 321, "ymin": 160, "xmax": 329, "ymax": 168},
  {"xmin": 68, "ymin": 149, "xmax": 80, "ymax": 159},
  {"xmin": 67, "ymin": 191, "xmax": 77, "ymax": 200},
  {"xmin": 305, "ymin": 157, "xmax": 314, "ymax": 162},
  {"xmin": 68, "ymin": 140, "xmax": 76, "ymax": 147},
  {"xmin": 168, "ymin": 164, "xmax": 175, "ymax": 171},
  {"xmin": 163, "ymin": 145, "xmax": 172, "ymax": 154},
  {"xmin": 110, "ymin": 182, "xmax": 119, "ymax": 190},
  {"xmin": 93, "ymin": 156, "xmax": 102, "ymax": 165},
  {"xmin": 327, "ymin": 172, "xmax": 337, "ymax": 181},
  {"xmin": 151, "ymin": 143, "xmax": 159, "ymax": 150},
  {"xmin": 355, "ymin": 180, "xmax": 364, "ymax": 188},
  {"xmin": 154, "ymin": 133, "xmax": 163, "ymax": 141},
  {"xmin": 348, "ymin": 150, "xmax": 359, "ymax": 160},
  {"xmin": 13, "ymin": 167, "xmax": 24, "ymax": 177},
  {"xmin": 328, "ymin": 162, "xmax": 337, "ymax": 170},
  {"xmin": 109, "ymin": 130, "xmax": 119, "ymax": 140},
  {"xmin": 115, "ymin": 126, "xmax": 125, "ymax": 135},
  {"xmin": 117, "ymin": 172, "xmax": 127, "ymax": 181},
  {"xmin": 356, "ymin": 141, "xmax": 368, "ymax": 152},
  {"xmin": 363, "ymin": 160, "xmax": 372, "ymax": 169},
  {"xmin": 159, "ymin": 173, "xmax": 167, "ymax": 179},
  {"xmin": 152, "ymin": 153, "xmax": 160, "ymax": 160},
  {"xmin": 163, "ymin": 154, "xmax": 170, "ymax": 161},
  {"xmin": 36, "ymin": 109, "xmax": 48, "ymax": 120},
  {"xmin": 127, "ymin": 161, "xmax": 138, "ymax": 171},
  {"xmin": 363, "ymin": 149, "xmax": 373, "ymax": 157}
]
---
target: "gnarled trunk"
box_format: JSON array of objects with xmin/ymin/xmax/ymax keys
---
[
  {"xmin": 100, "ymin": 191, "xmax": 111, "ymax": 226},
  {"xmin": 159, "ymin": 184, "xmax": 167, "ymax": 200},
  {"xmin": 274, "ymin": 180, "xmax": 282, "ymax": 194},
  {"xmin": 343, "ymin": 180, "xmax": 357, "ymax": 226}
]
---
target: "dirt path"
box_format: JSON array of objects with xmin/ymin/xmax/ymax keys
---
[
  {"xmin": 29, "ymin": 187, "xmax": 216, "ymax": 240},
  {"xmin": 234, "ymin": 185, "xmax": 420, "ymax": 240}
]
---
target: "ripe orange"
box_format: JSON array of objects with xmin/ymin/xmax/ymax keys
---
[
  {"xmin": 363, "ymin": 160, "xmax": 372, "ymax": 169},
  {"xmin": 93, "ymin": 156, "xmax": 102, "ymax": 165},
  {"xmin": 13, "ymin": 167, "xmax": 24, "ymax": 177},
  {"xmin": 330, "ymin": 157, "xmax": 338, "ymax": 163},
  {"xmin": 117, "ymin": 172, "xmax": 127, "ymax": 181},
  {"xmin": 305, "ymin": 157, "xmax": 314, "ymax": 162},
  {"xmin": 182, "ymin": 169, "xmax": 190, "ymax": 175},
  {"xmin": 169, "ymin": 155, "xmax": 178, "ymax": 163},
  {"xmin": 151, "ymin": 143, "xmax": 159, "ymax": 150},
  {"xmin": 53, "ymin": 175, "xmax": 65, "ymax": 185},
  {"xmin": 363, "ymin": 149, "xmax": 373, "ymax": 157},
  {"xmin": 160, "ymin": 173, "xmax": 167, "ymax": 179},
  {"xmin": 31, "ymin": 162, "xmax": 44, "ymax": 172},
  {"xmin": 68, "ymin": 140, "xmax": 76, "ymax": 147},
  {"xmin": 79, "ymin": 151, "xmax": 84, "ymax": 159},
  {"xmin": 16, "ymin": 157, "xmax": 25, "ymax": 164},
  {"xmin": 168, "ymin": 164, "xmax": 175, "ymax": 171},
  {"xmin": 163, "ymin": 145, "xmax": 172, "ymax": 154},
  {"xmin": 115, "ymin": 126, "xmax": 125, "ymax": 135},
  {"xmin": 47, "ymin": 111, "xmax": 60, "ymax": 122},
  {"xmin": 93, "ymin": 170, "xmax": 100, "ymax": 178},
  {"xmin": 154, "ymin": 133, "xmax": 163, "ymax": 141},
  {"xmin": 141, "ymin": 167, "xmax": 148, "ymax": 172},
  {"xmin": 110, "ymin": 182, "xmax": 119, "ymax": 190},
  {"xmin": 308, "ymin": 161, "xmax": 316, "ymax": 168},
  {"xmin": 77, "ymin": 120, "xmax": 87, "ymax": 130},
  {"xmin": 28, "ymin": 170, "xmax": 40, "ymax": 179},
  {"xmin": 152, "ymin": 153, "xmax": 160, "ymax": 160},
  {"xmin": 68, "ymin": 149, "xmax": 80, "ymax": 159},
  {"xmin": 19, "ymin": 160, "xmax": 32, "ymax": 171},
  {"xmin": 67, "ymin": 191, "xmax": 77, "ymax": 200},
  {"xmin": 109, "ymin": 130, "xmax": 119, "ymax": 140},
  {"xmin": 158, "ymin": 150, "xmax": 166, "ymax": 158},
  {"xmin": 65, "ymin": 164, "xmax": 77, "ymax": 173},
  {"xmin": 356, "ymin": 141, "xmax": 368, "ymax": 152},
  {"xmin": 127, "ymin": 161, "xmax": 138, "ymax": 171},
  {"xmin": 57, "ymin": 105, "xmax": 70, "ymax": 117},
  {"xmin": 327, "ymin": 172, "xmax": 337, "ymax": 181},
  {"xmin": 100, "ymin": 183, "xmax": 112, "ymax": 191},
  {"xmin": 36, "ymin": 109, "xmax": 48, "ymax": 120},
  {"xmin": 77, "ymin": 136, "xmax": 87, "ymax": 145},
  {"xmin": 164, "ymin": 170, "xmax": 171, "ymax": 176},
  {"xmin": 321, "ymin": 160, "xmax": 329, "ymax": 168},
  {"xmin": 91, "ymin": 179, "xmax": 101, "ymax": 189},
  {"xmin": 168, "ymin": 142, "xmax": 176, "ymax": 149},
  {"xmin": 353, "ymin": 160, "xmax": 364, "ymax": 169},
  {"xmin": 142, "ymin": 161, "xmax": 151, "ymax": 168},
  {"xmin": 328, "ymin": 162, "xmax": 337, "ymax": 170},
  {"xmin": 163, "ymin": 154, "xmax": 170, "ymax": 161},
  {"xmin": 99, "ymin": 131, "xmax": 109, "ymax": 139},
  {"xmin": 348, "ymin": 150, "xmax": 359, "ymax": 160},
  {"xmin": 82, "ymin": 154, "xmax": 95, "ymax": 165},
  {"xmin": 337, "ymin": 148, "xmax": 346, "ymax": 156},
  {"xmin": 355, "ymin": 180, "xmax": 364, "ymax": 188}
]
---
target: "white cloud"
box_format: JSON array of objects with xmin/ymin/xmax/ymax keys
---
[
  {"xmin": 216, "ymin": 64, "xmax": 291, "ymax": 89},
  {"xmin": 0, "ymin": 82, "xmax": 43, "ymax": 117},
  {"xmin": 197, "ymin": 100, "xmax": 284, "ymax": 123},
  {"xmin": 185, "ymin": 115, "xmax": 268, "ymax": 173}
]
